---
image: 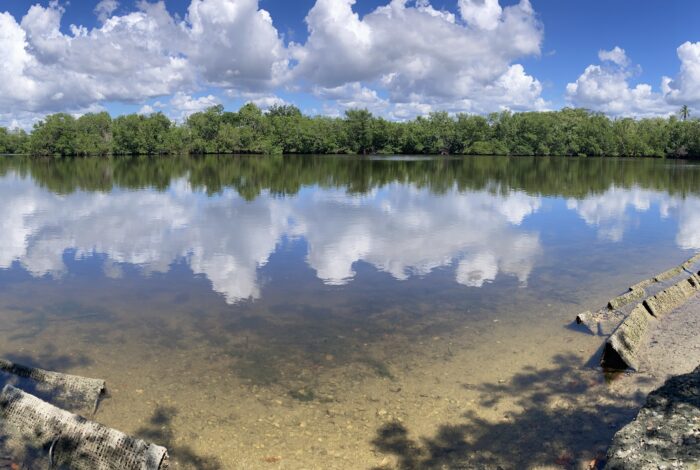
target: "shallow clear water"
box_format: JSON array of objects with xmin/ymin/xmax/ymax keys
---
[{"xmin": 0, "ymin": 155, "xmax": 699, "ymax": 468}]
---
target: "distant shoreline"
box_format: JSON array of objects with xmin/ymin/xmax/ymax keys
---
[
  {"xmin": 0, "ymin": 153, "xmax": 698, "ymax": 160},
  {"xmin": 1, "ymin": 105, "xmax": 699, "ymax": 158}
]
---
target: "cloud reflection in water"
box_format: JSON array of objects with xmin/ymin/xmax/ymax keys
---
[
  {"xmin": 0, "ymin": 175, "xmax": 545, "ymax": 303},
  {"xmin": 1, "ymin": 174, "xmax": 698, "ymax": 304}
]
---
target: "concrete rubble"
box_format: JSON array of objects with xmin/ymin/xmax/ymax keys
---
[
  {"xmin": 574, "ymin": 253, "xmax": 700, "ymax": 371},
  {"xmin": 0, "ymin": 360, "xmax": 169, "ymax": 469},
  {"xmin": 605, "ymin": 364, "xmax": 700, "ymax": 469}
]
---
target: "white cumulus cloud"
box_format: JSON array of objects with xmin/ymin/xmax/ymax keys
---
[
  {"xmin": 291, "ymin": 0, "xmax": 545, "ymax": 116},
  {"xmin": 662, "ymin": 41, "xmax": 700, "ymax": 107},
  {"xmin": 6, "ymin": 0, "xmax": 699, "ymax": 122},
  {"xmin": 0, "ymin": 1, "xmax": 192, "ymax": 118},
  {"xmin": 94, "ymin": 0, "xmax": 119, "ymax": 23},
  {"xmin": 0, "ymin": 0, "xmax": 547, "ymax": 123},
  {"xmin": 567, "ymin": 42, "xmax": 700, "ymax": 116},
  {"xmin": 170, "ymin": 92, "xmax": 221, "ymax": 120},
  {"xmin": 598, "ymin": 46, "xmax": 630, "ymax": 67},
  {"xmin": 0, "ymin": 0, "xmax": 286, "ymax": 125},
  {"xmin": 458, "ymin": 0, "xmax": 502, "ymax": 31},
  {"xmin": 185, "ymin": 0, "xmax": 289, "ymax": 90}
]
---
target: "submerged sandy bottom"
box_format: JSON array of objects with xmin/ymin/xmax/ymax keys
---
[
  {"xmin": 1, "ymin": 259, "xmax": 695, "ymax": 470},
  {"xmin": 2, "ymin": 156, "xmax": 700, "ymax": 468}
]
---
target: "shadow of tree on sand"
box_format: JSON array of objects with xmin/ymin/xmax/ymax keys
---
[
  {"xmin": 372, "ymin": 354, "xmax": 650, "ymax": 470},
  {"xmin": 136, "ymin": 406, "xmax": 223, "ymax": 470}
]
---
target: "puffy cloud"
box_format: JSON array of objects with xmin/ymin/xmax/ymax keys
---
[
  {"xmin": 598, "ymin": 46, "xmax": 630, "ymax": 67},
  {"xmin": 0, "ymin": 12, "xmax": 40, "ymax": 110},
  {"xmin": 291, "ymin": 0, "xmax": 545, "ymax": 114},
  {"xmin": 169, "ymin": 92, "xmax": 220, "ymax": 119},
  {"xmin": 18, "ymin": 0, "xmax": 700, "ymax": 122},
  {"xmin": 566, "ymin": 65, "xmax": 669, "ymax": 116},
  {"xmin": 489, "ymin": 64, "xmax": 547, "ymax": 110},
  {"xmin": 226, "ymin": 91, "xmax": 288, "ymax": 109},
  {"xmin": 0, "ymin": 1, "xmax": 192, "ymax": 117},
  {"xmin": 136, "ymin": 92, "xmax": 220, "ymax": 120},
  {"xmin": 458, "ymin": 0, "xmax": 502, "ymax": 31},
  {"xmin": 0, "ymin": 0, "xmax": 548, "ymax": 123},
  {"xmin": 391, "ymin": 102, "xmax": 436, "ymax": 120},
  {"xmin": 137, "ymin": 105, "xmax": 155, "ymax": 115},
  {"xmin": 568, "ymin": 42, "xmax": 700, "ymax": 116},
  {"xmin": 94, "ymin": 0, "xmax": 119, "ymax": 23},
  {"xmin": 313, "ymin": 83, "xmax": 389, "ymax": 114},
  {"xmin": 662, "ymin": 41, "xmax": 700, "ymax": 107},
  {"xmin": 248, "ymin": 95, "xmax": 287, "ymax": 109},
  {"xmin": 185, "ymin": 0, "xmax": 289, "ymax": 90},
  {"xmin": 566, "ymin": 47, "xmax": 672, "ymax": 117},
  {"xmin": 0, "ymin": 0, "xmax": 285, "ymax": 124}
]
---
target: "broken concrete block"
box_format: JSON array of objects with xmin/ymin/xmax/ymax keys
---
[
  {"xmin": 681, "ymin": 252, "xmax": 700, "ymax": 269},
  {"xmin": 0, "ymin": 358, "xmax": 105, "ymax": 414},
  {"xmin": 574, "ymin": 308, "xmax": 626, "ymax": 336},
  {"xmin": 644, "ymin": 277, "xmax": 698, "ymax": 318},
  {"xmin": 605, "ymin": 365, "xmax": 700, "ymax": 469},
  {"xmin": 608, "ymin": 289, "xmax": 645, "ymax": 310},
  {"xmin": 601, "ymin": 304, "xmax": 655, "ymax": 371},
  {"xmin": 653, "ymin": 265, "xmax": 684, "ymax": 282},
  {"xmin": 575, "ymin": 311, "xmax": 597, "ymax": 335},
  {"xmin": 0, "ymin": 385, "xmax": 168, "ymax": 470},
  {"xmin": 629, "ymin": 278, "xmax": 655, "ymax": 291}
]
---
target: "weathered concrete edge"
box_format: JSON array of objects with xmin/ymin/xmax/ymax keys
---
[
  {"xmin": 682, "ymin": 252, "xmax": 700, "ymax": 270},
  {"xmin": 601, "ymin": 273, "xmax": 700, "ymax": 370},
  {"xmin": 643, "ymin": 275, "xmax": 699, "ymax": 319},
  {"xmin": 575, "ymin": 253, "xmax": 700, "ymax": 334},
  {"xmin": 601, "ymin": 304, "xmax": 655, "ymax": 371},
  {"xmin": 629, "ymin": 278, "xmax": 655, "ymax": 291},
  {"xmin": 654, "ymin": 265, "xmax": 685, "ymax": 282},
  {"xmin": 607, "ymin": 288, "xmax": 645, "ymax": 311}
]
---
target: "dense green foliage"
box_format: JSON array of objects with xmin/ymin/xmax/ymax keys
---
[
  {"xmin": 2, "ymin": 154, "xmax": 699, "ymax": 200},
  {"xmin": 0, "ymin": 127, "xmax": 28, "ymax": 154},
  {"xmin": 2, "ymin": 105, "xmax": 699, "ymax": 158}
]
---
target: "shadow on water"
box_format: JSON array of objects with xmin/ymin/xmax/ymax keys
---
[
  {"xmin": 370, "ymin": 354, "xmax": 648, "ymax": 470},
  {"xmin": 3, "ymin": 345, "xmax": 93, "ymax": 372},
  {"xmin": 0, "ymin": 347, "xmax": 97, "ymax": 414},
  {"xmin": 183, "ymin": 302, "xmax": 408, "ymax": 388},
  {"xmin": 5, "ymin": 301, "xmax": 115, "ymax": 342},
  {"xmin": 136, "ymin": 406, "xmax": 222, "ymax": 470}
]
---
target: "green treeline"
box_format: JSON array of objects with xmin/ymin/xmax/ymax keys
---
[
  {"xmin": 1, "ymin": 104, "xmax": 699, "ymax": 158},
  {"xmin": 2, "ymin": 154, "xmax": 699, "ymax": 200}
]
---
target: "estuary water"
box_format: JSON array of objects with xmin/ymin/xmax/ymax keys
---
[{"xmin": 0, "ymin": 155, "xmax": 699, "ymax": 469}]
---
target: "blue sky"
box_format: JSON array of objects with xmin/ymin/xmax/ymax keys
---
[{"xmin": 1, "ymin": 0, "xmax": 698, "ymax": 127}]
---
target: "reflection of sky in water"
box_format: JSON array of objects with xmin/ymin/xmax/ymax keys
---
[
  {"xmin": 566, "ymin": 187, "xmax": 700, "ymax": 248},
  {"xmin": 0, "ymin": 171, "xmax": 699, "ymax": 304}
]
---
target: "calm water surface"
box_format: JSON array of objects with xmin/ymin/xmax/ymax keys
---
[{"xmin": 1, "ymin": 155, "xmax": 699, "ymax": 469}]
